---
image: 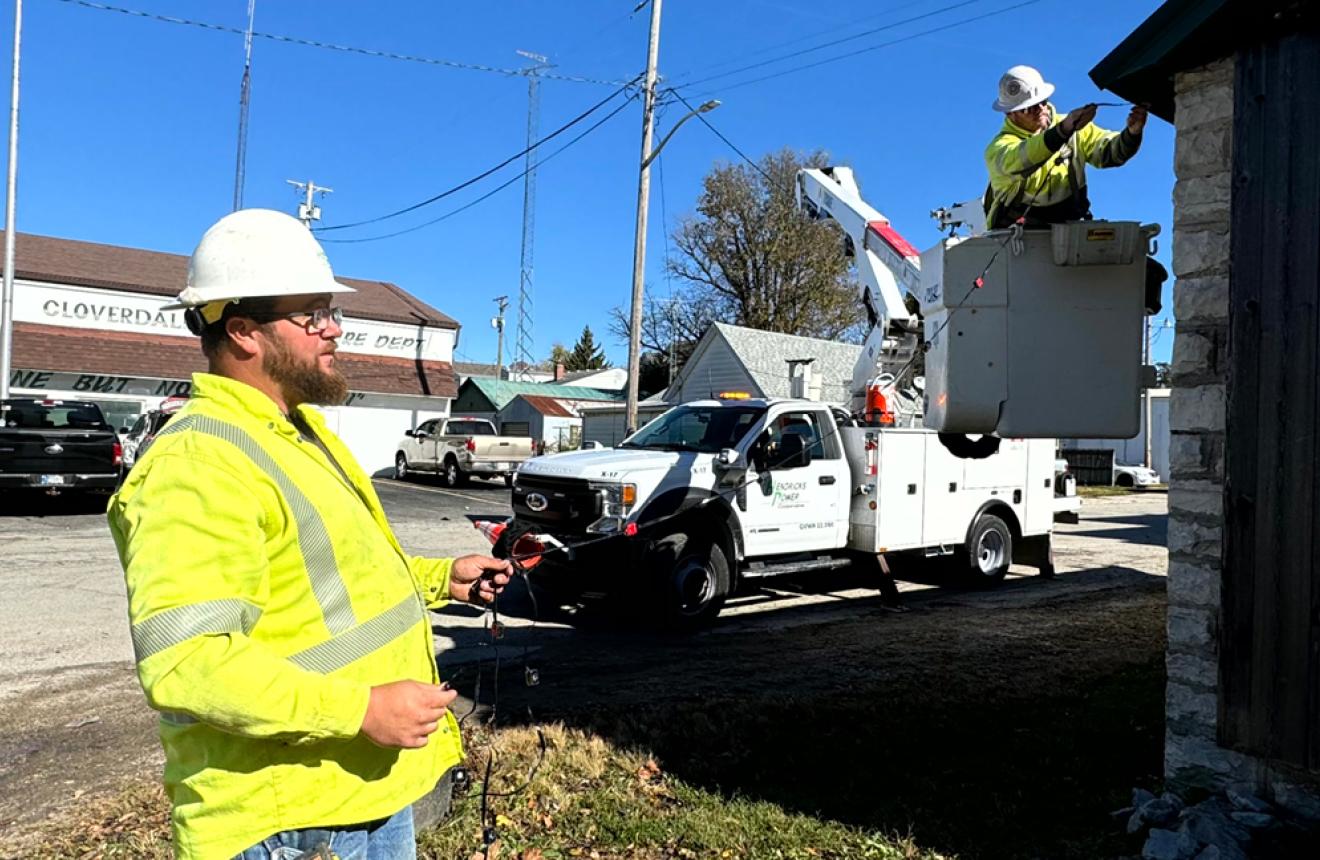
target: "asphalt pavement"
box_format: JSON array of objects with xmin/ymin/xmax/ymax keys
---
[{"xmin": 0, "ymin": 480, "xmax": 1171, "ymax": 692}]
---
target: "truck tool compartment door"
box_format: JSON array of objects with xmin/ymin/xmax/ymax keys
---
[{"xmin": 742, "ymin": 409, "xmax": 850, "ymax": 557}]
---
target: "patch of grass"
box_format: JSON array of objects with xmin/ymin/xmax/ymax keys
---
[
  {"xmin": 4, "ymin": 780, "xmax": 172, "ymax": 859},
  {"xmin": 422, "ymin": 724, "xmax": 942, "ymax": 860},
  {"xmin": 1078, "ymin": 485, "xmax": 1135, "ymax": 497}
]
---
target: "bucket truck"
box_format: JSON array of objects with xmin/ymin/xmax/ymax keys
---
[{"xmin": 489, "ymin": 168, "xmax": 1088, "ymax": 628}]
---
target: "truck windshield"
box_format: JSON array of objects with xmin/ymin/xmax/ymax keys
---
[
  {"xmin": 622, "ymin": 405, "xmax": 765, "ymax": 453},
  {"xmin": 1, "ymin": 400, "xmax": 110, "ymax": 430}
]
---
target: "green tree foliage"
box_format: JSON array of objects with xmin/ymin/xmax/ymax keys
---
[
  {"xmin": 565, "ymin": 326, "xmax": 609, "ymax": 371},
  {"xmin": 613, "ymin": 148, "xmax": 866, "ymax": 369}
]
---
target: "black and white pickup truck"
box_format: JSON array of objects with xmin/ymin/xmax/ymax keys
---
[{"xmin": 0, "ymin": 399, "xmax": 123, "ymax": 496}]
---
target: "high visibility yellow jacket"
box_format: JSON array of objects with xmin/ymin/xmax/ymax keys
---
[
  {"xmin": 108, "ymin": 373, "xmax": 461, "ymax": 860},
  {"xmin": 983, "ymin": 104, "xmax": 1141, "ymax": 229}
]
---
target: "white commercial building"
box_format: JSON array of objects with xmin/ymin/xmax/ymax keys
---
[
  {"xmin": 1064, "ymin": 388, "xmax": 1171, "ymax": 479},
  {"xmin": 4, "ymin": 231, "xmax": 461, "ymax": 475}
]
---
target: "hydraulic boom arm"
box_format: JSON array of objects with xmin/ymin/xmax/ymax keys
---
[{"xmin": 795, "ymin": 167, "xmax": 924, "ymax": 415}]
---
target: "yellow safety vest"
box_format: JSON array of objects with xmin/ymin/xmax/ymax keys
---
[
  {"xmin": 983, "ymin": 104, "xmax": 1140, "ymax": 229},
  {"xmin": 108, "ymin": 372, "xmax": 461, "ymax": 860}
]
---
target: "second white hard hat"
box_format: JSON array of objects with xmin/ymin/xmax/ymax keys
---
[
  {"xmin": 993, "ymin": 65, "xmax": 1055, "ymax": 113},
  {"xmin": 165, "ymin": 208, "xmax": 354, "ymax": 313}
]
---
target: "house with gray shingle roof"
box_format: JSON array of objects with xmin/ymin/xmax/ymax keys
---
[
  {"xmin": 579, "ymin": 323, "xmax": 864, "ymax": 446},
  {"xmin": 662, "ymin": 323, "xmax": 861, "ymax": 404}
]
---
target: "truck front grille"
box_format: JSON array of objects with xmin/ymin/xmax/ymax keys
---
[{"xmin": 512, "ymin": 474, "xmax": 601, "ymax": 533}]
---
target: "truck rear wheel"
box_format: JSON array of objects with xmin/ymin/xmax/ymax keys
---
[
  {"xmin": 650, "ymin": 534, "xmax": 730, "ymax": 630},
  {"xmin": 442, "ymin": 457, "xmax": 468, "ymax": 488},
  {"xmin": 961, "ymin": 513, "xmax": 1012, "ymax": 586}
]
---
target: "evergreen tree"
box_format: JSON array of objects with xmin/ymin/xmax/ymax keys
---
[{"xmin": 565, "ymin": 326, "xmax": 609, "ymax": 371}]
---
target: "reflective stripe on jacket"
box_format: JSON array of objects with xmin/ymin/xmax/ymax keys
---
[
  {"xmin": 983, "ymin": 104, "xmax": 1141, "ymax": 229},
  {"xmin": 108, "ymin": 373, "xmax": 460, "ymax": 860}
]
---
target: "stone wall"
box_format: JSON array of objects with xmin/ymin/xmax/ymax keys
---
[
  {"xmin": 1165, "ymin": 55, "xmax": 1320, "ymax": 820},
  {"xmin": 1164, "ymin": 56, "xmax": 1245, "ymax": 791}
]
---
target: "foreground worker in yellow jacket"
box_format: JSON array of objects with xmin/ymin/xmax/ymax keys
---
[
  {"xmin": 984, "ymin": 64, "xmax": 1164, "ymax": 313},
  {"xmin": 108, "ymin": 209, "xmax": 512, "ymax": 860}
]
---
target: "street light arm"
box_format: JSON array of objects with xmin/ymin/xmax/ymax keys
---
[{"xmin": 641, "ymin": 100, "xmax": 719, "ymax": 169}]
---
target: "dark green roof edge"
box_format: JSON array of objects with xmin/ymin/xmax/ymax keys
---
[
  {"xmin": 1090, "ymin": 0, "xmax": 1315, "ymax": 122},
  {"xmin": 1089, "ymin": 0, "xmax": 1232, "ymax": 122}
]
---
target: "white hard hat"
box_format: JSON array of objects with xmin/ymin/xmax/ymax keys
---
[
  {"xmin": 165, "ymin": 209, "xmax": 354, "ymax": 317},
  {"xmin": 993, "ymin": 65, "xmax": 1055, "ymax": 113}
]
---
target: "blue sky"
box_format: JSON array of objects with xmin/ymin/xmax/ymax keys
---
[{"xmin": 6, "ymin": 0, "xmax": 1176, "ymax": 367}]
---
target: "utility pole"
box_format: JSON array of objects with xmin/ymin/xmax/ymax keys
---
[
  {"xmin": 0, "ymin": 0, "xmax": 22, "ymax": 401},
  {"xmin": 1143, "ymin": 315, "xmax": 1152, "ymax": 470},
  {"xmin": 231, "ymin": 0, "xmax": 256, "ymax": 211},
  {"xmin": 492, "ymin": 295, "xmax": 508, "ymax": 380},
  {"xmin": 624, "ymin": 0, "xmax": 663, "ymax": 432},
  {"xmin": 287, "ymin": 179, "xmax": 332, "ymax": 227},
  {"xmin": 514, "ymin": 49, "xmax": 549, "ymax": 382}
]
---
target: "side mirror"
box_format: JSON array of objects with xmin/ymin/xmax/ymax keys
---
[
  {"xmin": 118, "ymin": 426, "xmax": 129, "ymax": 435},
  {"xmin": 404, "ymin": 429, "xmax": 416, "ymax": 438},
  {"xmin": 775, "ymin": 433, "xmax": 811, "ymax": 469},
  {"xmin": 716, "ymin": 448, "xmax": 741, "ymax": 469}
]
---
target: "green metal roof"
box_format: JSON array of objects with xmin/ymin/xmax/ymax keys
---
[
  {"xmin": 458, "ymin": 377, "xmax": 625, "ymax": 411},
  {"xmin": 1090, "ymin": 0, "xmax": 1313, "ymax": 122}
]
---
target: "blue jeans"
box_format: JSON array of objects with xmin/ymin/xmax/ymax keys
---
[{"xmin": 234, "ymin": 805, "xmax": 415, "ymax": 860}]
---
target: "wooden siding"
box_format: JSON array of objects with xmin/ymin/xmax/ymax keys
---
[
  {"xmin": 667, "ymin": 332, "xmax": 758, "ymax": 403},
  {"xmin": 1219, "ymin": 29, "xmax": 1320, "ymax": 771}
]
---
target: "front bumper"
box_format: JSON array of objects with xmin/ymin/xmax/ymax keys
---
[
  {"xmin": 0, "ymin": 472, "xmax": 119, "ymax": 492},
  {"xmin": 509, "ymin": 518, "xmax": 647, "ymax": 599}
]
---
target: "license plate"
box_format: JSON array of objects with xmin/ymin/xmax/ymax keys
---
[
  {"xmin": 40, "ymin": 474, "xmax": 65, "ymax": 486},
  {"xmin": 493, "ymin": 462, "xmax": 510, "ymax": 471}
]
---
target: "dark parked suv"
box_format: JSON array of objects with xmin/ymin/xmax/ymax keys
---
[{"xmin": 0, "ymin": 399, "xmax": 123, "ymax": 495}]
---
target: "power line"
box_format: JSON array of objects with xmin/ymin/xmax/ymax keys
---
[
  {"xmin": 680, "ymin": 0, "xmax": 1044, "ymax": 98},
  {"xmin": 320, "ymin": 94, "xmax": 638, "ymax": 244},
  {"xmin": 665, "ymin": 0, "xmax": 942, "ymax": 86},
  {"xmin": 315, "ymin": 77, "xmax": 641, "ymax": 233},
  {"xmin": 674, "ymin": 0, "xmax": 987, "ymax": 90},
  {"xmin": 53, "ymin": 0, "xmax": 629, "ymax": 86},
  {"xmin": 668, "ymin": 90, "xmax": 781, "ymax": 191}
]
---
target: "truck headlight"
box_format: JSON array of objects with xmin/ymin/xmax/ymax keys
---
[{"xmin": 588, "ymin": 483, "xmax": 637, "ymax": 533}]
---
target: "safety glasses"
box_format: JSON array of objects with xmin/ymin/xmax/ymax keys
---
[{"xmin": 247, "ymin": 306, "xmax": 344, "ymax": 333}]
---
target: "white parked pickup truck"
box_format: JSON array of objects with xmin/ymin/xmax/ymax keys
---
[
  {"xmin": 394, "ymin": 417, "xmax": 533, "ymax": 487},
  {"xmin": 505, "ymin": 396, "xmax": 1079, "ymax": 628}
]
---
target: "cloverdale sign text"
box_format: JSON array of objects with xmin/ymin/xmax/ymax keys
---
[
  {"xmin": 41, "ymin": 297, "xmax": 186, "ymax": 331},
  {"xmin": 15, "ymin": 280, "xmax": 454, "ymax": 362}
]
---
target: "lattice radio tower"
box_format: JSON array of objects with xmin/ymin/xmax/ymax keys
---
[{"xmin": 513, "ymin": 50, "xmax": 549, "ymax": 381}]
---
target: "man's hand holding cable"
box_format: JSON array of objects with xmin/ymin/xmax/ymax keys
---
[
  {"xmin": 1126, "ymin": 104, "xmax": 1148, "ymax": 135},
  {"xmin": 360, "ymin": 679, "xmax": 458, "ymax": 749},
  {"xmin": 1059, "ymin": 103, "xmax": 1098, "ymax": 137},
  {"xmin": 450, "ymin": 554, "xmax": 513, "ymax": 605}
]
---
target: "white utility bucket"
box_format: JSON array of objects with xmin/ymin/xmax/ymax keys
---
[{"xmin": 918, "ymin": 220, "xmax": 1158, "ymax": 439}]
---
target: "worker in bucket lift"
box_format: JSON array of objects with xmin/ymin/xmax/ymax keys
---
[
  {"xmin": 984, "ymin": 64, "xmax": 1165, "ymax": 313},
  {"xmin": 107, "ymin": 208, "xmax": 512, "ymax": 860}
]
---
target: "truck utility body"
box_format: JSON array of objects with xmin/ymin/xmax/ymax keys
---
[
  {"xmin": 511, "ymin": 396, "xmax": 1074, "ymax": 626},
  {"xmin": 0, "ymin": 399, "xmax": 122, "ymax": 495},
  {"xmin": 396, "ymin": 417, "xmax": 533, "ymax": 487}
]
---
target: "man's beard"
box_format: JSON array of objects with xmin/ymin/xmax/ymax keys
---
[{"xmin": 262, "ymin": 333, "xmax": 349, "ymax": 407}]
